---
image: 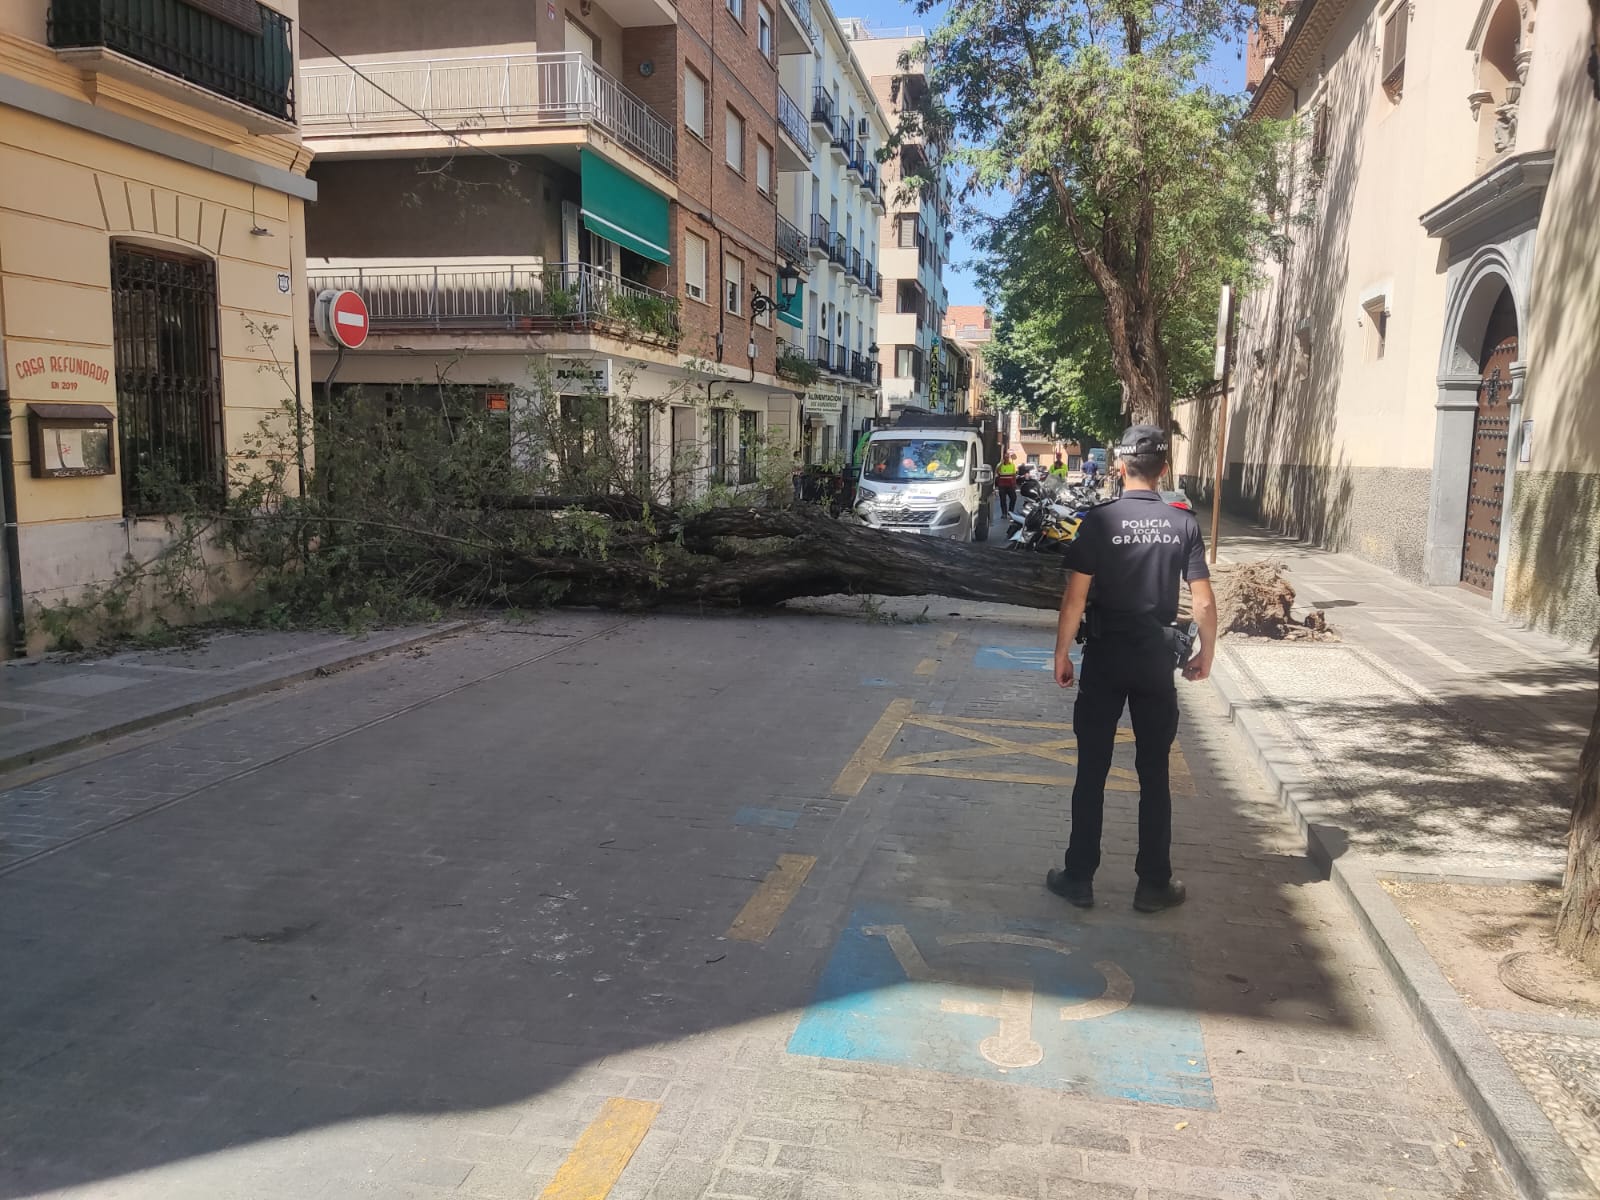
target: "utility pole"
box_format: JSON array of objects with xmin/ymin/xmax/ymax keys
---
[{"xmin": 1210, "ymin": 284, "xmax": 1237, "ymax": 565}]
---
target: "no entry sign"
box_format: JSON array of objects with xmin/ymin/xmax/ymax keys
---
[{"xmin": 315, "ymin": 288, "xmax": 370, "ymax": 350}]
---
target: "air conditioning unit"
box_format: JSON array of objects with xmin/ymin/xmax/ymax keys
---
[{"xmin": 858, "ymin": 118, "xmax": 870, "ymax": 136}]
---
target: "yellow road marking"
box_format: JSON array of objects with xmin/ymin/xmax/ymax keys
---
[
  {"xmin": 937, "ymin": 631, "xmax": 959, "ymax": 650},
  {"xmin": 832, "ymin": 698, "xmax": 916, "ymax": 797},
  {"xmin": 914, "ymin": 658, "xmax": 938, "ymax": 677},
  {"xmin": 538, "ymin": 1097, "xmax": 659, "ymax": 1200},
  {"xmin": 880, "ymin": 764, "xmax": 1139, "ymax": 790},
  {"xmin": 728, "ymin": 854, "xmax": 816, "ymax": 942}
]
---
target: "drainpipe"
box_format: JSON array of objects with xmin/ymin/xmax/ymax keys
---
[{"xmin": 0, "ymin": 374, "xmax": 25, "ymax": 658}]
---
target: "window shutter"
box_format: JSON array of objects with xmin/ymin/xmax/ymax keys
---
[
  {"xmin": 180, "ymin": 0, "xmax": 264, "ymax": 35},
  {"xmin": 1382, "ymin": 7, "xmax": 1407, "ymax": 87}
]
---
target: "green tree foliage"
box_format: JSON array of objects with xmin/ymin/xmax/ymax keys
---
[{"xmin": 910, "ymin": 0, "xmax": 1288, "ymax": 433}]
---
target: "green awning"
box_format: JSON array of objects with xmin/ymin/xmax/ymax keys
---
[
  {"xmin": 778, "ymin": 280, "xmax": 804, "ymax": 328},
  {"xmin": 580, "ymin": 150, "xmax": 670, "ymax": 264}
]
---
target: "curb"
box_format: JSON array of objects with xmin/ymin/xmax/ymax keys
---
[
  {"xmin": 0, "ymin": 621, "xmax": 474, "ymax": 779},
  {"xmin": 1209, "ymin": 652, "xmax": 1596, "ymax": 1200}
]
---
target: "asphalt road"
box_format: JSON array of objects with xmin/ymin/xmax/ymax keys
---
[{"xmin": 0, "ymin": 595, "xmax": 1508, "ymax": 1200}]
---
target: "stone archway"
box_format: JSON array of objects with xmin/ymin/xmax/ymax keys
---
[{"xmin": 1424, "ymin": 250, "xmax": 1527, "ymax": 600}]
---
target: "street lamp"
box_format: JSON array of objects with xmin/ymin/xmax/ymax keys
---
[{"xmin": 750, "ymin": 267, "xmax": 802, "ymax": 321}]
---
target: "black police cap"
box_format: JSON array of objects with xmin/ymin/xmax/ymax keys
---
[{"xmin": 1115, "ymin": 424, "xmax": 1169, "ymax": 457}]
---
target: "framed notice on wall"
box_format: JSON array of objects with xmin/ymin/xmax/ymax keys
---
[{"xmin": 27, "ymin": 404, "xmax": 115, "ymax": 479}]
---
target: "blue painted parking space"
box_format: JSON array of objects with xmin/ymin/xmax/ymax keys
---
[
  {"xmin": 975, "ymin": 646, "xmax": 1080, "ymax": 672},
  {"xmin": 788, "ymin": 905, "xmax": 1215, "ymax": 1109}
]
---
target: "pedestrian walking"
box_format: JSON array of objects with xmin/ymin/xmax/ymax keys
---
[
  {"xmin": 1082, "ymin": 456, "xmax": 1100, "ymax": 492},
  {"xmin": 995, "ymin": 453, "xmax": 1019, "ymax": 518},
  {"xmin": 1046, "ymin": 425, "xmax": 1217, "ymax": 913}
]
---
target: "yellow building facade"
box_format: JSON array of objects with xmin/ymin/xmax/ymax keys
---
[{"xmin": 0, "ymin": 0, "xmax": 313, "ymax": 655}]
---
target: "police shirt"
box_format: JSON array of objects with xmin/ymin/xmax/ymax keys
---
[{"xmin": 1063, "ymin": 490, "xmax": 1209, "ymax": 631}]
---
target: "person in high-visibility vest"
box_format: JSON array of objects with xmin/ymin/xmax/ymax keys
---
[
  {"xmin": 995, "ymin": 452, "xmax": 1020, "ymax": 517},
  {"xmin": 1048, "ymin": 453, "xmax": 1072, "ymax": 484}
]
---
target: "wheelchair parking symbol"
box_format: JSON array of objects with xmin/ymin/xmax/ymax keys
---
[{"xmin": 790, "ymin": 908, "xmax": 1215, "ymax": 1109}]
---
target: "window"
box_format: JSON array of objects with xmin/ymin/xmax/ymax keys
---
[
  {"xmin": 895, "ymin": 346, "xmax": 915, "ymax": 378},
  {"xmin": 758, "ymin": 3, "xmax": 773, "ymax": 56},
  {"xmin": 1363, "ymin": 297, "xmax": 1390, "ymax": 361},
  {"xmin": 684, "ymin": 230, "xmax": 708, "ymax": 302},
  {"xmin": 726, "ymin": 0, "xmax": 743, "ymax": 22},
  {"xmin": 756, "ymin": 139, "xmax": 773, "ymax": 195},
  {"xmin": 725, "ymin": 254, "xmax": 744, "ymax": 315},
  {"xmin": 709, "ymin": 408, "xmax": 729, "ymax": 484},
  {"xmin": 725, "ymin": 107, "xmax": 745, "ymax": 171},
  {"xmin": 1309, "ymin": 101, "xmax": 1331, "ymax": 174},
  {"xmin": 685, "ymin": 67, "xmax": 707, "ymax": 139},
  {"xmin": 634, "ymin": 399, "xmax": 653, "ymax": 487},
  {"xmin": 739, "ymin": 410, "xmax": 759, "ymax": 484},
  {"xmin": 896, "ymin": 214, "xmax": 918, "ymax": 249},
  {"xmin": 755, "ymin": 270, "xmax": 773, "ymax": 328},
  {"xmin": 111, "ymin": 244, "xmax": 223, "ymax": 515},
  {"xmin": 559, "ymin": 395, "xmax": 610, "ymax": 470},
  {"xmin": 1381, "ymin": 4, "xmax": 1407, "ymax": 96}
]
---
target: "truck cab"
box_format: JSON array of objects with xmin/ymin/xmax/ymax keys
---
[{"xmin": 853, "ymin": 427, "xmax": 996, "ymax": 541}]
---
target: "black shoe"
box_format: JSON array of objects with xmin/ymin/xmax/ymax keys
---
[
  {"xmin": 1134, "ymin": 879, "xmax": 1187, "ymax": 913},
  {"xmin": 1046, "ymin": 868, "xmax": 1094, "ymax": 909}
]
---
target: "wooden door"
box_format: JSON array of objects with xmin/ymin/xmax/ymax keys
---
[{"xmin": 1461, "ymin": 300, "xmax": 1516, "ymax": 595}]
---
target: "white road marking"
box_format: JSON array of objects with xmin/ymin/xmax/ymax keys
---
[{"xmin": 1376, "ymin": 623, "xmax": 1473, "ymax": 675}]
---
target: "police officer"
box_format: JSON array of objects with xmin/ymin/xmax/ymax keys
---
[{"xmin": 1047, "ymin": 425, "xmax": 1217, "ymax": 913}]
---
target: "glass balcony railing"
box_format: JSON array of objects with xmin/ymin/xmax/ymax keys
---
[
  {"xmin": 301, "ymin": 52, "xmax": 675, "ymax": 176},
  {"xmin": 49, "ymin": 0, "xmax": 295, "ymax": 121}
]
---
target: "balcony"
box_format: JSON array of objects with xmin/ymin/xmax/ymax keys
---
[
  {"xmin": 305, "ymin": 260, "xmax": 680, "ymax": 344},
  {"xmin": 861, "ymin": 161, "xmax": 883, "ymax": 209},
  {"xmin": 778, "ymin": 0, "xmax": 818, "ymax": 53},
  {"xmin": 810, "ymin": 335, "xmax": 833, "ymax": 373},
  {"xmin": 48, "ymin": 0, "xmax": 294, "ymax": 128},
  {"xmin": 829, "ymin": 233, "xmax": 849, "ymax": 270},
  {"xmin": 777, "ymin": 215, "xmax": 808, "ymax": 266},
  {"xmin": 810, "ymin": 86, "xmax": 835, "ymax": 130},
  {"xmin": 301, "ymin": 52, "xmax": 675, "ymax": 178},
  {"xmin": 831, "ymin": 343, "xmax": 851, "ymax": 376},
  {"xmin": 776, "ymin": 88, "xmax": 814, "ymax": 169},
  {"xmin": 848, "ymin": 248, "xmax": 863, "ymax": 282},
  {"xmin": 809, "ymin": 214, "xmax": 831, "ymax": 259},
  {"xmin": 845, "ymin": 139, "xmax": 866, "ymax": 181}
]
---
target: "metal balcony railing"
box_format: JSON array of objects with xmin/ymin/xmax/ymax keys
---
[
  {"xmin": 845, "ymin": 140, "xmax": 865, "ymax": 178},
  {"xmin": 777, "ymin": 215, "xmax": 808, "ymax": 264},
  {"xmin": 777, "ymin": 87, "xmax": 813, "ymax": 159},
  {"xmin": 301, "ymin": 52, "xmax": 674, "ymax": 176},
  {"xmin": 829, "ymin": 233, "xmax": 849, "ymax": 267},
  {"xmin": 810, "ymin": 214, "xmax": 831, "ymax": 254},
  {"xmin": 861, "ymin": 161, "xmax": 881, "ymax": 204},
  {"xmin": 305, "ymin": 261, "xmax": 680, "ymax": 341},
  {"xmin": 810, "ymin": 86, "xmax": 835, "ymax": 128},
  {"xmin": 832, "ymin": 344, "xmax": 851, "ymax": 375},
  {"xmin": 49, "ymin": 0, "xmax": 295, "ymax": 120},
  {"xmin": 810, "ymin": 335, "xmax": 833, "ymax": 372},
  {"xmin": 848, "ymin": 248, "xmax": 862, "ymax": 281}
]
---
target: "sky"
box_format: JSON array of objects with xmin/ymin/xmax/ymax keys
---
[{"xmin": 838, "ymin": 0, "xmax": 1250, "ymax": 309}]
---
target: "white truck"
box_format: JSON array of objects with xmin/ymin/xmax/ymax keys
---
[{"xmin": 851, "ymin": 425, "xmax": 996, "ymax": 541}]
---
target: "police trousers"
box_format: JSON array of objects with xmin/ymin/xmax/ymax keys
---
[{"xmin": 1064, "ymin": 630, "xmax": 1179, "ymax": 886}]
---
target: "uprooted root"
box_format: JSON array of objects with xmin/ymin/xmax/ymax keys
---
[{"xmin": 1213, "ymin": 560, "xmax": 1338, "ymax": 640}]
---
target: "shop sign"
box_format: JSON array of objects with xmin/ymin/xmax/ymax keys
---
[
  {"xmin": 552, "ymin": 357, "xmax": 612, "ymax": 395},
  {"xmin": 804, "ymin": 392, "xmax": 843, "ymax": 416},
  {"xmin": 8, "ymin": 345, "xmax": 114, "ymax": 402}
]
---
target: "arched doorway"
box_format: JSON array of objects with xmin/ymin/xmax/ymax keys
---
[{"xmin": 1461, "ymin": 290, "xmax": 1517, "ymax": 594}]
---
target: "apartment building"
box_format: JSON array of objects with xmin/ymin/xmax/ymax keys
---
[
  {"xmin": 772, "ymin": 0, "xmax": 887, "ymax": 464},
  {"xmin": 1187, "ymin": 0, "xmax": 1600, "ymax": 644},
  {"xmin": 843, "ymin": 22, "xmax": 950, "ymax": 412},
  {"xmin": 298, "ymin": 0, "xmax": 792, "ymax": 495},
  {"xmin": 0, "ymin": 0, "xmax": 315, "ymax": 654},
  {"xmin": 942, "ymin": 304, "xmax": 990, "ymax": 416}
]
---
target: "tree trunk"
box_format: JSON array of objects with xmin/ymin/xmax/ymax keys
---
[
  {"xmin": 385, "ymin": 504, "xmax": 1069, "ymax": 613},
  {"xmin": 1555, "ymin": 556, "xmax": 1600, "ymax": 968}
]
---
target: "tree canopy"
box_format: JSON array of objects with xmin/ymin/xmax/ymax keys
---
[{"xmin": 911, "ymin": 0, "xmax": 1288, "ymax": 433}]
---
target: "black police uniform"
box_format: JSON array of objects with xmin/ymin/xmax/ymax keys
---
[{"xmin": 1060, "ymin": 488, "xmax": 1209, "ymax": 888}]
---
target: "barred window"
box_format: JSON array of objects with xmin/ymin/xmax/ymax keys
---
[{"xmin": 111, "ymin": 244, "xmax": 224, "ymax": 515}]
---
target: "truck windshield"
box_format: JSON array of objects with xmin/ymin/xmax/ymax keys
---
[{"xmin": 863, "ymin": 438, "xmax": 969, "ymax": 482}]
